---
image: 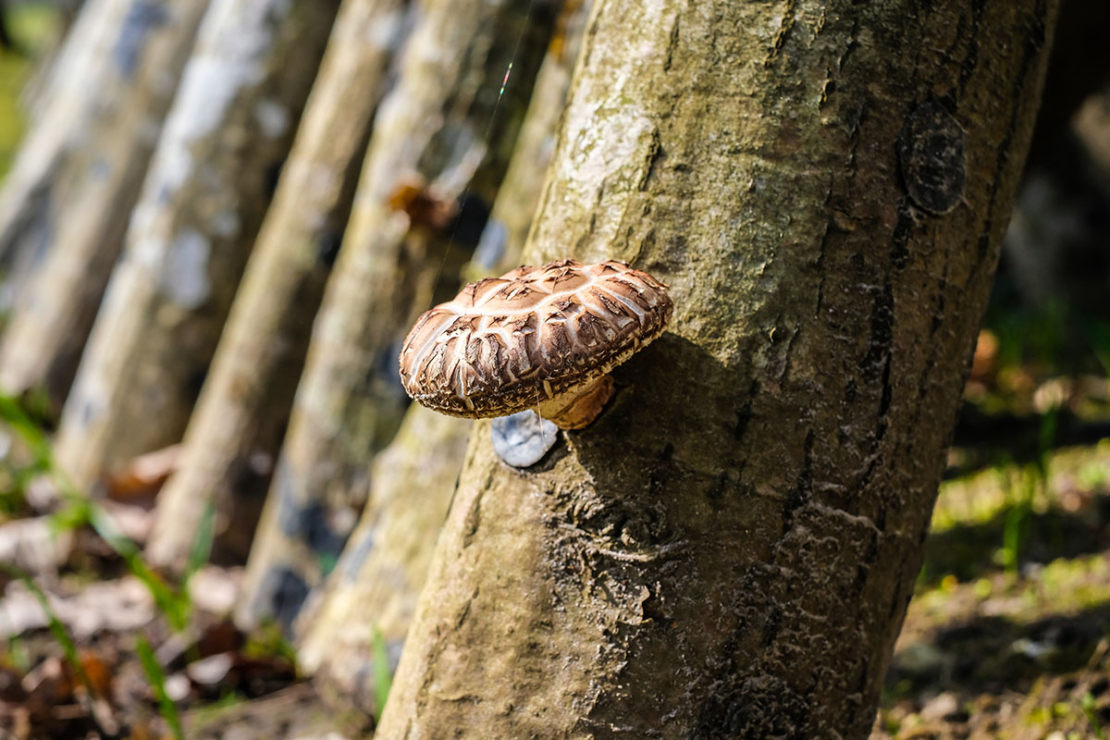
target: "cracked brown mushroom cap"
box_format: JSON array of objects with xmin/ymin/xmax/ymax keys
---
[{"xmin": 398, "ymin": 258, "xmax": 673, "ymax": 430}]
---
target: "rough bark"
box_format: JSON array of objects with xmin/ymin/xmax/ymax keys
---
[
  {"xmin": 290, "ymin": 1, "xmax": 589, "ymax": 710},
  {"xmin": 377, "ymin": 1, "xmax": 1058, "ymax": 738},
  {"xmin": 149, "ymin": 0, "xmax": 561, "ymax": 570},
  {"xmin": 0, "ymin": 0, "xmax": 208, "ymax": 396},
  {"xmin": 51, "ymin": 0, "xmax": 338, "ymax": 490},
  {"xmin": 296, "ymin": 407, "xmax": 470, "ymax": 715}
]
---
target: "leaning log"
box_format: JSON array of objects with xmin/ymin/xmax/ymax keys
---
[
  {"xmin": 52, "ymin": 0, "xmax": 339, "ymax": 489},
  {"xmin": 377, "ymin": 0, "xmax": 1059, "ymax": 737}
]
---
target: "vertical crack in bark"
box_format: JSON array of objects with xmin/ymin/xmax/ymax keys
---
[
  {"xmin": 956, "ymin": 0, "xmax": 987, "ymax": 96},
  {"xmin": 764, "ymin": 0, "xmax": 797, "ymax": 65},
  {"xmin": 780, "ymin": 429, "xmax": 815, "ymax": 535}
]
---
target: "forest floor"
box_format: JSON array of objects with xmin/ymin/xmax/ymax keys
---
[{"xmin": 872, "ymin": 294, "xmax": 1110, "ymax": 740}]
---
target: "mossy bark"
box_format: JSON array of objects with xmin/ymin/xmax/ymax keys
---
[
  {"xmin": 51, "ymin": 0, "xmax": 338, "ymax": 491},
  {"xmin": 292, "ymin": 4, "xmax": 589, "ymax": 712},
  {"xmin": 151, "ymin": 0, "xmax": 561, "ymax": 572},
  {"xmin": 0, "ymin": 0, "xmax": 209, "ymax": 405},
  {"xmin": 377, "ymin": 0, "xmax": 1058, "ymax": 738}
]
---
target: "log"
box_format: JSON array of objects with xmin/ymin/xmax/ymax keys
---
[
  {"xmin": 148, "ymin": 0, "xmax": 561, "ymax": 569},
  {"xmin": 290, "ymin": 4, "xmax": 589, "ymax": 718},
  {"xmin": 377, "ymin": 0, "xmax": 1059, "ymax": 736},
  {"xmin": 0, "ymin": 0, "xmax": 209, "ymax": 406},
  {"xmin": 51, "ymin": 0, "xmax": 339, "ymax": 489}
]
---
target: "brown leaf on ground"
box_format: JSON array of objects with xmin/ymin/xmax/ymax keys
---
[
  {"xmin": 969, "ymin": 330, "xmax": 999, "ymax": 383},
  {"xmin": 77, "ymin": 647, "xmax": 114, "ymax": 699},
  {"xmin": 102, "ymin": 445, "xmax": 181, "ymax": 502},
  {"xmin": 0, "ymin": 515, "xmax": 72, "ymax": 579}
]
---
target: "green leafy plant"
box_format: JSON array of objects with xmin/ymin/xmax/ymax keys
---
[
  {"xmin": 0, "ymin": 562, "xmax": 87, "ymax": 689},
  {"xmin": 1081, "ymin": 691, "xmax": 1109, "ymax": 740},
  {"xmin": 996, "ymin": 407, "xmax": 1057, "ymax": 575}
]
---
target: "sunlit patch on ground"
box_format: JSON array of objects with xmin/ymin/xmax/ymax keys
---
[{"xmin": 874, "ymin": 321, "xmax": 1110, "ymax": 740}]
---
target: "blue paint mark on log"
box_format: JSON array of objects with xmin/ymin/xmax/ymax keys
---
[
  {"xmin": 256, "ymin": 566, "xmax": 309, "ymax": 633},
  {"xmin": 113, "ymin": 1, "xmax": 169, "ymax": 79},
  {"xmin": 274, "ymin": 457, "xmax": 349, "ymax": 560}
]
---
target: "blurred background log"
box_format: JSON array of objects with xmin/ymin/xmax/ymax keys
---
[
  {"xmin": 289, "ymin": 4, "xmax": 588, "ymax": 717},
  {"xmin": 295, "ymin": 407, "xmax": 470, "ymax": 717},
  {"xmin": 148, "ymin": 0, "xmax": 562, "ymax": 572},
  {"xmin": 0, "ymin": 0, "xmax": 209, "ymax": 407},
  {"xmin": 50, "ymin": 0, "xmax": 339, "ymax": 491},
  {"xmin": 17, "ymin": 0, "xmax": 87, "ymax": 122},
  {"xmin": 118, "ymin": 0, "xmax": 411, "ymax": 594}
]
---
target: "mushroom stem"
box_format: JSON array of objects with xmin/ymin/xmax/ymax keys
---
[{"xmin": 538, "ymin": 374, "xmax": 615, "ymax": 430}]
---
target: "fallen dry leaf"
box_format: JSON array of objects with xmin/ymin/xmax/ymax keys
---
[{"xmin": 102, "ymin": 445, "xmax": 181, "ymax": 502}]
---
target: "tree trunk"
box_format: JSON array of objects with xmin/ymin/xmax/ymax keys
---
[
  {"xmin": 114, "ymin": 0, "xmax": 410, "ymax": 590},
  {"xmin": 149, "ymin": 0, "xmax": 562, "ymax": 570},
  {"xmin": 0, "ymin": 0, "xmax": 188, "ymax": 303},
  {"xmin": 291, "ymin": 2, "xmax": 589, "ymax": 713},
  {"xmin": 50, "ymin": 0, "xmax": 338, "ymax": 490},
  {"xmin": 377, "ymin": 1, "xmax": 1058, "ymax": 738},
  {"xmin": 296, "ymin": 406, "xmax": 470, "ymax": 715},
  {"xmin": 0, "ymin": 0, "xmax": 209, "ymax": 398},
  {"xmin": 18, "ymin": 0, "xmax": 90, "ymax": 123}
]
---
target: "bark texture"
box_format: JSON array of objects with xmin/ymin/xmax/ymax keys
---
[
  {"xmin": 377, "ymin": 0, "xmax": 1058, "ymax": 738},
  {"xmin": 0, "ymin": 0, "xmax": 209, "ymax": 403},
  {"xmin": 291, "ymin": 3, "xmax": 588, "ymax": 707},
  {"xmin": 151, "ymin": 0, "xmax": 561, "ymax": 571},
  {"xmin": 296, "ymin": 407, "xmax": 470, "ymax": 715},
  {"xmin": 52, "ymin": 0, "xmax": 338, "ymax": 490},
  {"xmin": 134, "ymin": 0, "xmax": 409, "ymax": 591}
]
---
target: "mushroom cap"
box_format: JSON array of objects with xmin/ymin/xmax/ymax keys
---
[{"xmin": 399, "ymin": 258, "xmax": 672, "ymax": 420}]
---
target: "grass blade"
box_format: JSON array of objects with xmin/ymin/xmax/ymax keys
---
[
  {"xmin": 371, "ymin": 625, "xmax": 393, "ymax": 724},
  {"xmin": 136, "ymin": 635, "xmax": 184, "ymax": 740}
]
